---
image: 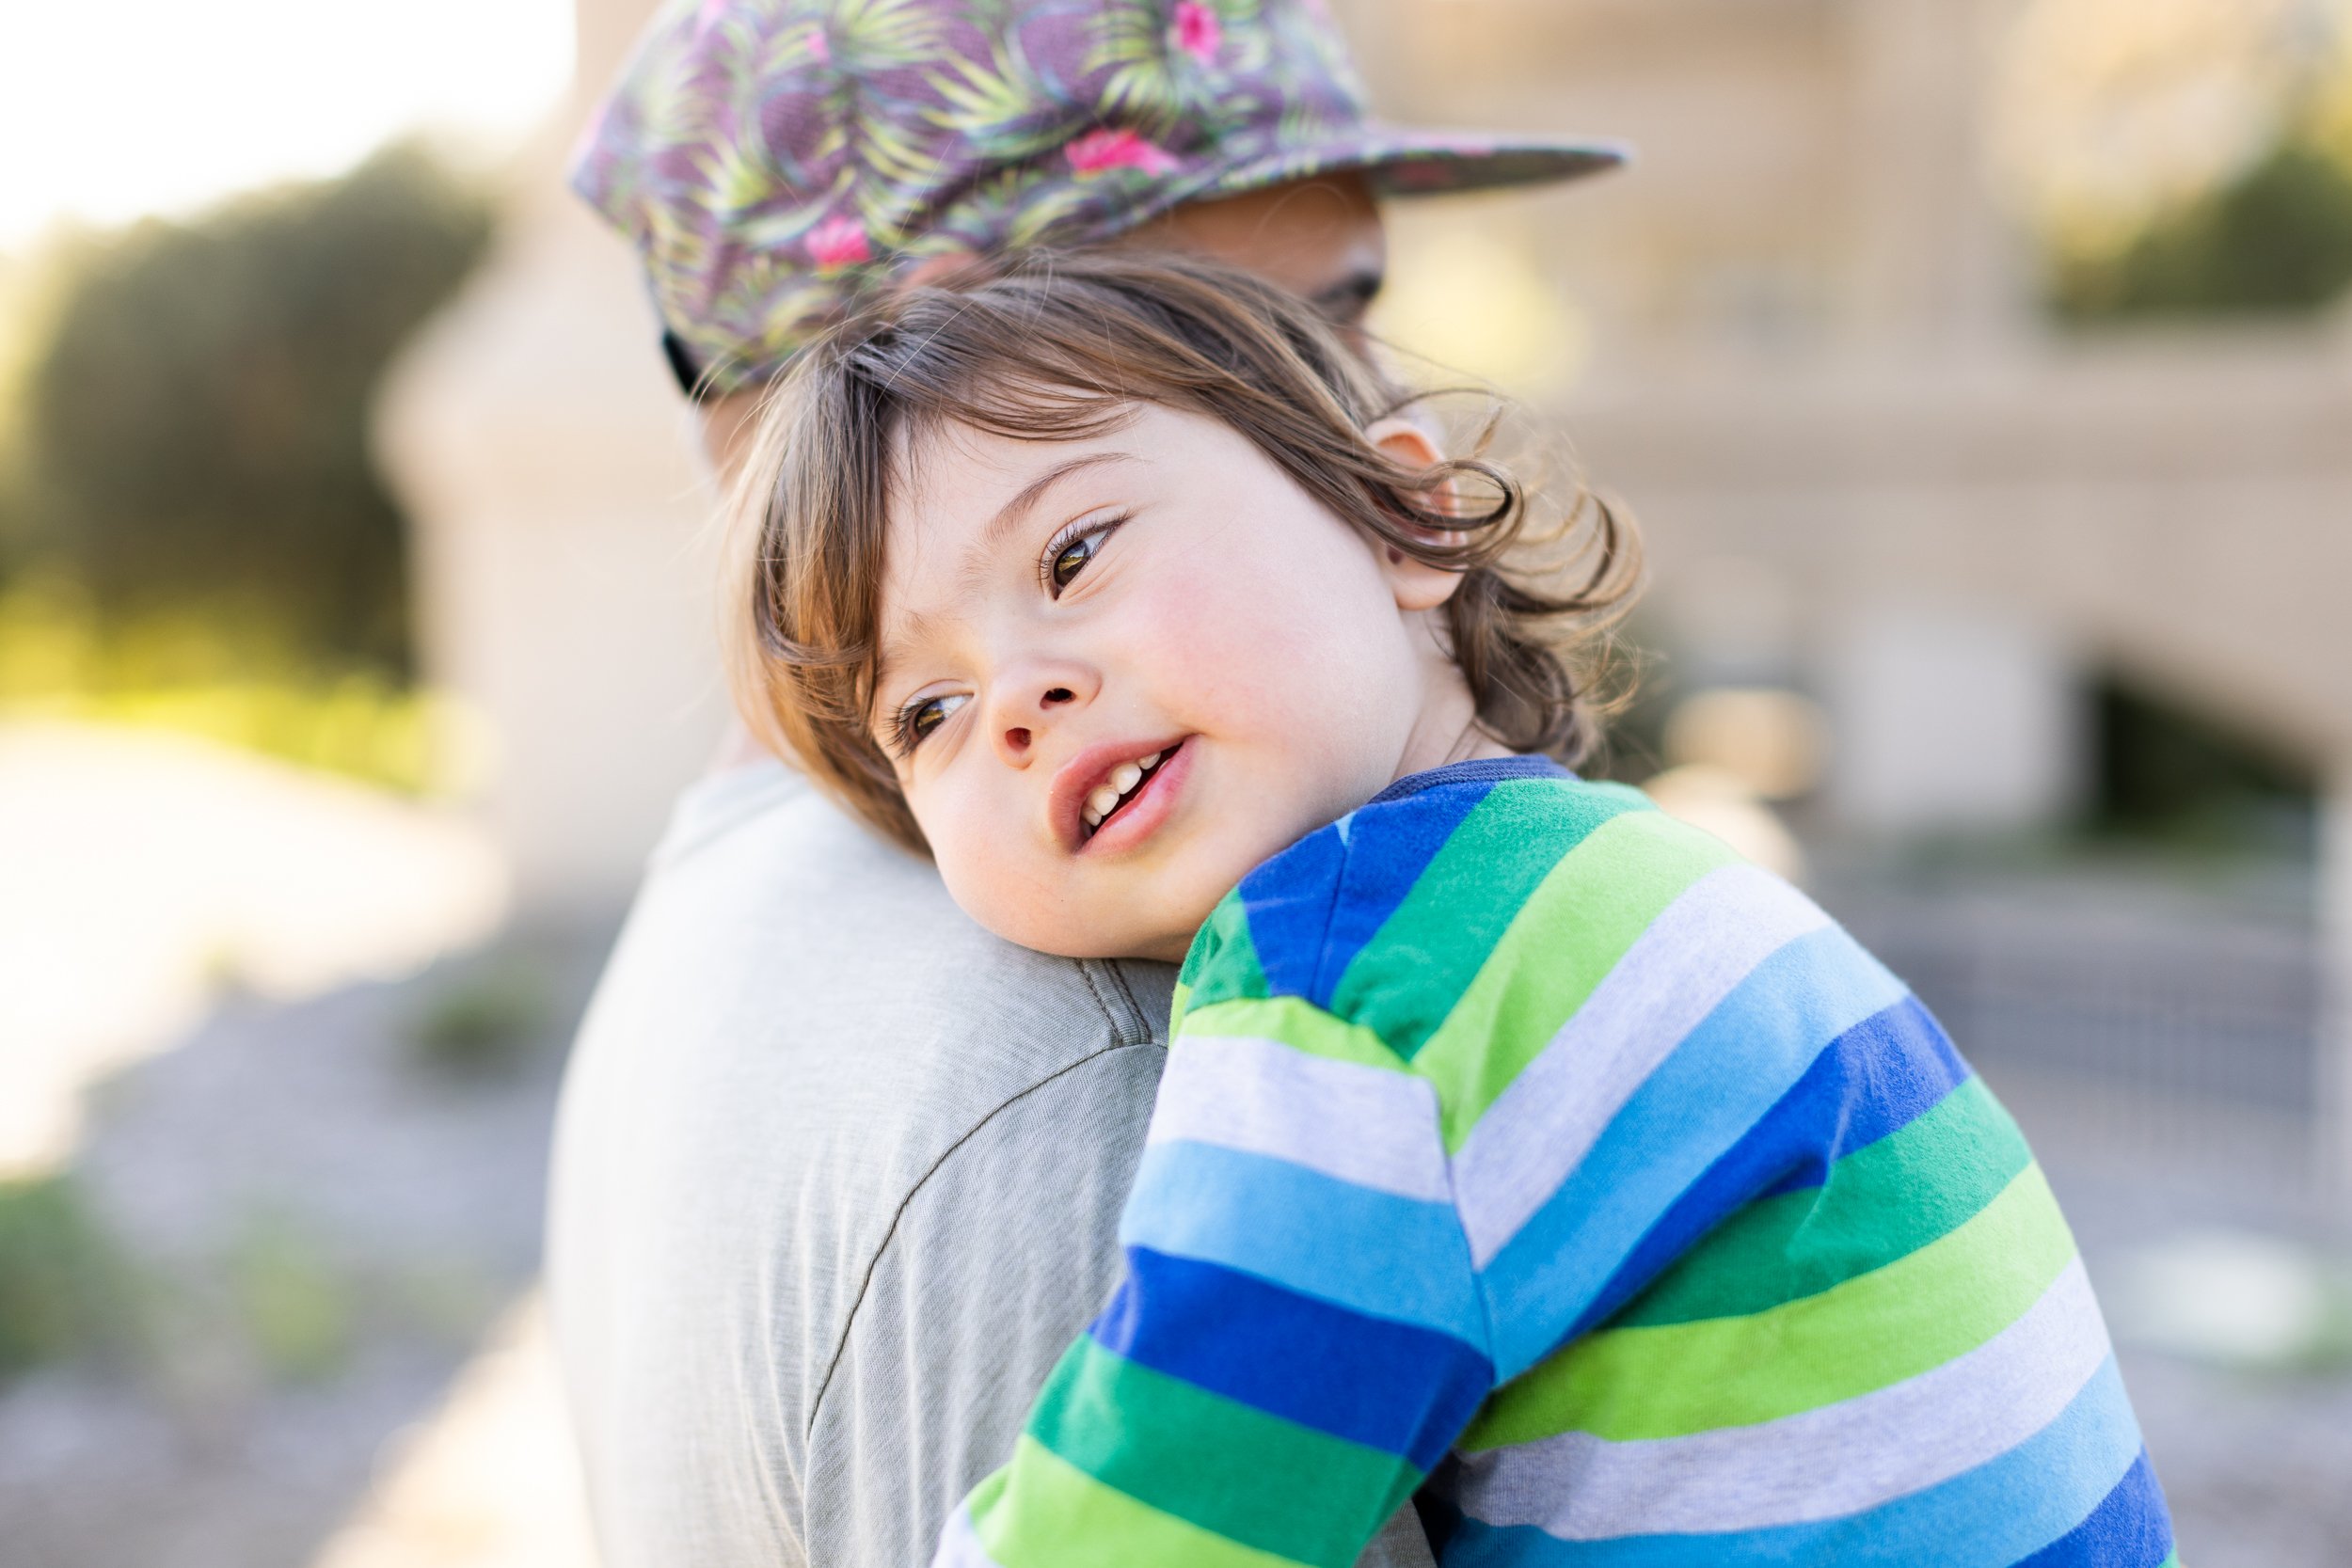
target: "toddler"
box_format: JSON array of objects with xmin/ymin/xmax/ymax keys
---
[{"xmin": 723, "ymin": 252, "xmax": 2175, "ymax": 1568}]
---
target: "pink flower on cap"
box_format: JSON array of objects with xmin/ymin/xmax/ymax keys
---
[
  {"xmin": 1065, "ymin": 127, "xmax": 1181, "ymax": 178},
  {"xmin": 1171, "ymin": 1, "xmax": 1221, "ymax": 63},
  {"xmin": 807, "ymin": 214, "xmax": 872, "ymax": 271}
]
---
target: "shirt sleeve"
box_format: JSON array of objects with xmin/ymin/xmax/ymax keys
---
[
  {"xmin": 930, "ymin": 798, "xmax": 1911, "ymax": 1568},
  {"xmin": 933, "ymin": 989, "xmax": 1493, "ymax": 1568}
]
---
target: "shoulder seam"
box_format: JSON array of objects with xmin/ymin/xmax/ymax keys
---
[
  {"xmin": 1100, "ymin": 960, "xmax": 1173, "ymax": 1046},
  {"xmin": 1432, "ymin": 1077, "xmax": 1502, "ymax": 1369},
  {"xmin": 1081, "ymin": 958, "xmax": 1155, "ymax": 1047},
  {"xmin": 803, "ymin": 1033, "xmax": 1158, "ymax": 1439},
  {"xmin": 1301, "ymin": 828, "xmax": 1359, "ymax": 1009}
]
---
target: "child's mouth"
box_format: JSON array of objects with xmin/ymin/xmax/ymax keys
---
[{"xmin": 1081, "ymin": 749, "xmax": 1168, "ymax": 840}]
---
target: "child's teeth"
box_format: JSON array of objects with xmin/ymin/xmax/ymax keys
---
[{"xmin": 1084, "ymin": 752, "xmax": 1169, "ymax": 834}]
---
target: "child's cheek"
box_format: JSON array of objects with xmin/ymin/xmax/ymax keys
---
[
  {"xmin": 1128, "ymin": 552, "xmax": 1321, "ymax": 729},
  {"xmin": 930, "ymin": 771, "xmax": 1054, "ymax": 946}
]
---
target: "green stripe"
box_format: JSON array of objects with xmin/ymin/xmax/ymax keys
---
[
  {"xmin": 1176, "ymin": 996, "xmax": 1412, "ymax": 1074},
  {"xmin": 1411, "ymin": 809, "xmax": 1737, "ymax": 1151},
  {"xmin": 1177, "ymin": 893, "xmax": 1269, "ymax": 1012},
  {"xmin": 1025, "ymin": 1338, "xmax": 1413, "ymax": 1568},
  {"xmin": 1461, "ymin": 1162, "xmax": 2079, "ymax": 1447},
  {"xmin": 1328, "ymin": 779, "xmax": 1648, "ymax": 1060},
  {"xmin": 1612, "ymin": 1075, "xmax": 2034, "ymax": 1328},
  {"xmin": 970, "ymin": 1436, "xmax": 1305, "ymax": 1568}
]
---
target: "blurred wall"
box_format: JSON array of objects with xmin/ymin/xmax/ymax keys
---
[{"xmin": 379, "ymin": 0, "xmax": 717, "ymax": 915}]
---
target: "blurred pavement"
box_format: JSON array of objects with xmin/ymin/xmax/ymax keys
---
[{"xmin": 0, "ymin": 721, "xmax": 508, "ymax": 1175}]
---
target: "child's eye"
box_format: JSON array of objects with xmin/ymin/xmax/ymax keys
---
[
  {"xmin": 1044, "ymin": 517, "xmax": 1125, "ymax": 595},
  {"xmin": 894, "ymin": 691, "xmax": 968, "ymax": 754}
]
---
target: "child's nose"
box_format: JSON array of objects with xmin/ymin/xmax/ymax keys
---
[{"xmin": 1002, "ymin": 688, "xmax": 1076, "ymax": 756}]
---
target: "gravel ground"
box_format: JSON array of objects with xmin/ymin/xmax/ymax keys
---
[
  {"xmin": 0, "ymin": 923, "xmax": 611, "ymax": 1568},
  {"xmin": 2025, "ymin": 1104, "xmax": 2352, "ymax": 1568},
  {"xmin": 2113, "ymin": 1349, "xmax": 2352, "ymax": 1567}
]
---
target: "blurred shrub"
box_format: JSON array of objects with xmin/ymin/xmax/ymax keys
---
[
  {"xmin": 2054, "ymin": 138, "xmax": 2352, "ymax": 320},
  {"xmin": 409, "ymin": 958, "xmax": 553, "ymax": 1081},
  {"xmin": 11, "ymin": 141, "xmax": 491, "ymax": 674},
  {"xmin": 0, "ymin": 1175, "xmax": 139, "ymax": 1383},
  {"xmin": 0, "ymin": 578, "xmax": 464, "ymax": 794},
  {"xmin": 38, "ymin": 681, "xmax": 444, "ymax": 794},
  {"xmin": 228, "ymin": 1212, "xmax": 353, "ymax": 1383}
]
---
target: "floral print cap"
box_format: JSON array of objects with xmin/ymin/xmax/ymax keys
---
[{"xmin": 572, "ymin": 0, "xmax": 1628, "ymax": 396}]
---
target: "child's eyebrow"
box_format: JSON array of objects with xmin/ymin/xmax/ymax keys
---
[
  {"xmin": 977, "ymin": 451, "xmax": 1134, "ymax": 557},
  {"xmin": 870, "ymin": 603, "xmax": 946, "ymax": 722}
]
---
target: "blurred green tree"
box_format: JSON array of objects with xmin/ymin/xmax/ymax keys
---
[
  {"xmin": 18, "ymin": 142, "xmax": 491, "ymax": 674},
  {"xmin": 2055, "ymin": 138, "xmax": 2352, "ymax": 320}
]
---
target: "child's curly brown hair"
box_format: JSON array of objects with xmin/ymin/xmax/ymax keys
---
[{"xmin": 723, "ymin": 248, "xmax": 1641, "ymax": 855}]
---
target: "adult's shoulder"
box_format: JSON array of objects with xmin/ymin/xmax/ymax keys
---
[
  {"xmin": 609, "ymin": 759, "xmax": 1173, "ymax": 1084},
  {"xmin": 557, "ymin": 761, "xmax": 1174, "ymax": 1264},
  {"xmin": 801, "ymin": 1034, "xmax": 1168, "ymax": 1564},
  {"xmin": 548, "ymin": 762, "xmax": 1175, "ymax": 1568}
]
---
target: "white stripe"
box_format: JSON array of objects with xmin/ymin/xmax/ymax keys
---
[
  {"xmin": 1453, "ymin": 865, "xmax": 1830, "ymax": 1266},
  {"xmin": 1452, "ymin": 1257, "xmax": 2113, "ymax": 1539},
  {"xmin": 930, "ymin": 1502, "xmax": 1004, "ymax": 1568},
  {"xmin": 1147, "ymin": 1033, "xmax": 1452, "ymax": 1204}
]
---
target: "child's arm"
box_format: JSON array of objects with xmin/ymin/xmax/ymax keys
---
[
  {"xmin": 936, "ymin": 798, "xmax": 2065, "ymax": 1566},
  {"xmin": 935, "ymin": 990, "xmax": 1490, "ymax": 1568}
]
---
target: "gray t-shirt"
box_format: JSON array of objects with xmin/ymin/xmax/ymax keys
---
[{"xmin": 548, "ymin": 761, "xmax": 1433, "ymax": 1568}]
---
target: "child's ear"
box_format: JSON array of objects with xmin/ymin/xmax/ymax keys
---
[{"xmin": 1362, "ymin": 416, "xmax": 1466, "ymax": 613}]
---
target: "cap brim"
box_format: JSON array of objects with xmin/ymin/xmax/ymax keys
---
[{"xmin": 1202, "ymin": 125, "xmax": 1631, "ymax": 203}]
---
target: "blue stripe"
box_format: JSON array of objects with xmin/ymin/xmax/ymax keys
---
[
  {"xmin": 2007, "ymin": 1449, "xmax": 2173, "ymax": 1568},
  {"xmin": 1237, "ymin": 822, "xmax": 1350, "ymax": 1003},
  {"xmin": 1092, "ymin": 1246, "xmax": 1494, "ymax": 1472},
  {"xmin": 1119, "ymin": 1139, "xmax": 1488, "ymax": 1348},
  {"xmin": 1755, "ymin": 995, "xmax": 1970, "ymax": 1197},
  {"xmin": 1437, "ymin": 1355, "xmax": 2144, "ymax": 1567},
  {"xmin": 1300, "ymin": 780, "xmax": 1496, "ymax": 1007},
  {"xmin": 1480, "ymin": 925, "xmax": 1912, "ymax": 1377},
  {"xmin": 1570, "ymin": 995, "xmax": 1970, "ymax": 1338}
]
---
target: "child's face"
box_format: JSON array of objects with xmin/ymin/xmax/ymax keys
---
[{"xmin": 871, "ymin": 402, "xmax": 1473, "ymax": 962}]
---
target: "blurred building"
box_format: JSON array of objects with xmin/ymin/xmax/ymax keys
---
[
  {"xmin": 1355, "ymin": 0, "xmax": 2352, "ymax": 836},
  {"xmin": 377, "ymin": 0, "xmax": 2352, "ymax": 1178},
  {"xmin": 379, "ymin": 0, "xmax": 722, "ymax": 915}
]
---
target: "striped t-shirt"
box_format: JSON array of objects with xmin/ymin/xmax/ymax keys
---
[{"xmin": 938, "ymin": 756, "xmax": 2175, "ymax": 1568}]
